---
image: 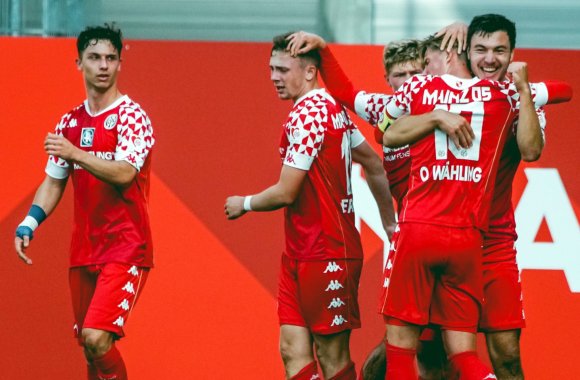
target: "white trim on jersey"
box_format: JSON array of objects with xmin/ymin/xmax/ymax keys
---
[
  {"xmin": 84, "ymin": 95, "xmax": 129, "ymax": 117},
  {"xmin": 294, "ymin": 88, "xmax": 336, "ymax": 106},
  {"xmin": 284, "ymin": 151, "xmax": 314, "ymax": 171},
  {"xmin": 350, "ymin": 128, "xmax": 365, "ymax": 149},
  {"xmin": 45, "ymin": 159, "xmax": 69, "ymax": 179}
]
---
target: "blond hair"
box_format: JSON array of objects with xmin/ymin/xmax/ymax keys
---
[{"xmin": 383, "ymin": 39, "xmax": 422, "ymax": 73}]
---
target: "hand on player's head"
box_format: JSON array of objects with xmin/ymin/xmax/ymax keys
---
[
  {"xmin": 286, "ymin": 31, "xmax": 327, "ymax": 57},
  {"xmin": 435, "ymin": 22, "xmax": 468, "ymax": 53}
]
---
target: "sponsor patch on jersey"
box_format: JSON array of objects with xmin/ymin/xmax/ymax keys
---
[
  {"xmin": 104, "ymin": 114, "xmax": 118, "ymax": 130},
  {"xmin": 80, "ymin": 128, "xmax": 95, "ymax": 147}
]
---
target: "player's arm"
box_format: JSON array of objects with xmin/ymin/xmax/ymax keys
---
[
  {"xmin": 287, "ymin": 31, "xmax": 358, "ymax": 111},
  {"xmin": 45, "ymin": 132, "xmax": 137, "ymax": 186},
  {"xmin": 383, "ymin": 110, "xmax": 474, "ymax": 149},
  {"xmin": 14, "ymin": 174, "xmax": 68, "ymax": 265},
  {"xmin": 510, "ymin": 62, "xmax": 543, "ymax": 162},
  {"xmin": 351, "ymin": 141, "xmax": 396, "ymax": 239},
  {"xmin": 225, "ymin": 165, "xmax": 307, "ymax": 219}
]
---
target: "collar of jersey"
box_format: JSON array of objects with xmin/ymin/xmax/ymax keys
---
[
  {"xmin": 440, "ymin": 74, "xmax": 480, "ymax": 89},
  {"xmin": 294, "ymin": 88, "xmax": 335, "ymax": 106},
  {"xmin": 84, "ymin": 94, "xmax": 129, "ymax": 117}
]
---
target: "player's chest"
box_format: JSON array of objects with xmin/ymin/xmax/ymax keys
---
[{"xmin": 65, "ymin": 111, "xmax": 119, "ymax": 152}]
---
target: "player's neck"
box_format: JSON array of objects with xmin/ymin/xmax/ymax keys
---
[
  {"xmin": 86, "ymin": 86, "xmax": 123, "ymax": 114},
  {"xmin": 292, "ymin": 82, "xmax": 320, "ymax": 103}
]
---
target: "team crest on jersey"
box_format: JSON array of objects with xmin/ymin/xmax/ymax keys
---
[
  {"xmin": 80, "ymin": 128, "xmax": 95, "ymax": 147},
  {"xmin": 104, "ymin": 114, "xmax": 118, "ymax": 130}
]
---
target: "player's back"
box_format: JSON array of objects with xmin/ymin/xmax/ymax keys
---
[
  {"xmin": 387, "ymin": 75, "xmax": 518, "ymax": 230},
  {"xmin": 279, "ymin": 89, "xmax": 363, "ymax": 261}
]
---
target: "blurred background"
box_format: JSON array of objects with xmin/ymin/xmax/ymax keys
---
[{"xmin": 2, "ymin": 0, "xmax": 580, "ymax": 48}]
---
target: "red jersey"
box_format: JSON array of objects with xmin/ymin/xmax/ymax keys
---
[
  {"xmin": 279, "ymin": 89, "xmax": 364, "ymax": 261},
  {"xmin": 318, "ymin": 47, "xmax": 410, "ymax": 209},
  {"xmin": 485, "ymin": 108, "xmax": 547, "ymax": 243},
  {"xmin": 385, "ymin": 74, "xmax": 549, "ymax": 230},
  {"xmin": 45, "ymin": 95, "xmax": 155, "ymax": 268}
]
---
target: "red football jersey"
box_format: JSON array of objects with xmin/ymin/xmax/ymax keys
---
[
  {"xmin": 45, "ymin": 95, "xmax": 155, "ymax": 267},
  {"xmin": 485, "ymin": 108, "xmax": 547, "ymax": 243},
  {"xmin": 385, "ymin": 74, "xmax": 549, "ymax": 230},
  {"xmin": 279, "ymin": 89, "xmax": 364, "ymax": 261}
]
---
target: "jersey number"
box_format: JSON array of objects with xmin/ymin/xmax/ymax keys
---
[{"xmin": 434, "ymin": 102, "xmax": 484, "ymax": 161}]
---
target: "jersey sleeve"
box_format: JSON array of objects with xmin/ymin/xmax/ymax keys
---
[
  {"xmin": 115, "ymin": 105, "xmax": 155, "ymax": 171},
  {"xmin": 319, "ymin": 46, "xmax": 359, "ymax": 111},
  {"xmin": 354, "ymin": 92, "xmax": 393, "ymax": 126},
  {"xmin": 282, "ymin": 104, "xmax": 325, "ymax": 171},
  {"xmin": 45, "ymin": 113, "xmax": 71, "ymax": 179}
]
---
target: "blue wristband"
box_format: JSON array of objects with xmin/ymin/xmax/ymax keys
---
[
  {"xmin": 16, "ymin": 225, "xmax": 34, "ymax": 240},
  {"xmin": 29, "ymin": 204, "xmax": 47, "ymax": 224}
]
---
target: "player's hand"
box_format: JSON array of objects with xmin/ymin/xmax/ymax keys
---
[
  {"xmin": 433, "ymin": 109, "xmax": 474, "ymax": 149},
  {"xmin": 384, "ymin": 222, "xmax": 396, "ymax": 242},
  {"xmin": 225, "ymin": 196, "xmax": 246, "ymax": 220},
  {"xmin": 435, "ymin": 22, "xmax": 468, "ymax": 53},
  {"xmin": 14, "ymin": 229, "xmax": 33, "ymax": 265},
  {"xmin": 44, "ymin": 133, "xmax": 79, "ymax": 161},
  {"xmin": 507, "ymin": 62, "xmax": 531, "ymax": 93},
  {"xmin": 286, "ymin": 31, "xmax": 327, "ymax": 57}
]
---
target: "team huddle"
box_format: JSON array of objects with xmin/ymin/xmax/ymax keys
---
[
  {"xmin": 12, "ymin": 13, "xmax": 572, "ymax": 380},
  {"xmin": 226, "ymin": 13, "xmax": 571, "ymax": 380}
]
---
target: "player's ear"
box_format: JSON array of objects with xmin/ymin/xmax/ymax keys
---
[
  {"xmin": 75, "ymin": 57, "xmax": 82, "ymax": 70},
  {"xmin": 305, "ymin": 65, "xmax": 317, "ymax": 81}
]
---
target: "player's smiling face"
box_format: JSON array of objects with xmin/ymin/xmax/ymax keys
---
[
  {"xmin": 469, "ymin": 31, "xmax": 514, "ymax": 81},
  {"xmin": 269, "ymin": 50, "xmax": 311, "ymax": 102},
  {"xmin": 77, "ymin": 39, "xmax": 121, "ymax": 92}
]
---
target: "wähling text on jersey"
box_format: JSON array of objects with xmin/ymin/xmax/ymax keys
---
[
  {"xmin": 422, "ymin": 87, "xmax": 491, "ymax": 105},
  {"xmin": 419, "ymin": 162, "xmax": 482, "ymax": 183},
  {"xmin": 73, "ymin": 151, "xmax": 114, "ymax": 170}
]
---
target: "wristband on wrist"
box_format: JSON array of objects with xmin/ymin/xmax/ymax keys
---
[
  {"xmin": 243, "ymin": 196, "xmax": 253, "ymax": 211},
  {"xmin": 15, "ymin": 204, "xmax": 47, "ymax": 240}
]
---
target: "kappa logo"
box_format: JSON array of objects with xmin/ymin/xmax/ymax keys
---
[
  {"xmin": 122, "ymin": 281, "xmax": 135, "ymax": 294},
  {"xmin": 323, "ymin": 261, "xmax": 343, "ymax": 273},
  {"xmin": 286, "ymin": 153, "xmax": 295, "ymax": 164},
  {"xmin": 330, "ymin": 315, "xmax": 347, "ymax": 326},
  {"xmin": 383, "ymin": 278, "xmax": 390, "ymax": 288},
  {"xmin": 325, "ymin": 280, "xmax": 344, "ymax": 291},
  {"xmin": 127, "ymin": 266, "xmax": 139, "ymax": 276},
  {"xmin": 104, "ymin": 114, "xmax": 118, "ymax": 130},
  {"xmin": 113, "ymin": 316, "xmax": 125, "ymax": 327},
  {"xmin": 118, "ymin": 299, "xmax": 130, "ymax": 311},
  {"xmin": 327, "ymin": 297, "xmax": 346, "ymax": 309},
  {"xmin": 80, "ymin": 128, "xmax": 95, "ymax": 147},
  {"xmin": 386, "ymin": 259, "xmax": 393, "ymax": 270}
]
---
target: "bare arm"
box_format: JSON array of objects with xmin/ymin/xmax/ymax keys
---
[
  {"xmin": 352, "ymin": 141, "xmax": 396, "ymax": 239},
  {"xmin": 383, "ymin": 110, "xmax": 473, "ymax": 149},
  {"xmin": 45, "ymin": 133, "xmax": 137, "ymax": 187},
  {"xmin": 14, "ymin": 175, "xmax": 68, "ymax": 265},
  {"xmin": 225, "ymin": 165, "xmax": 307, "ymax": 219},
  {"xmin": 509, "ymin": 62, "xmax": 543, "ymax": 162}
]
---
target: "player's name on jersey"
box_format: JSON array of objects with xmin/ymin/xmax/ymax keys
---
[
  {"xmin": 419, "ymin": 163, "xmax": 483, "ymax": 183},
  {"xmin": 331, "ymin": 110, "xmax": 351, "ymax": 130},
  {"xmin": 423, "ymin": 87, "xmax": 492, "ymax": 105},
  {"xmin": 73, "ymin": 151, "xmax": 114, "ymax": 170}
]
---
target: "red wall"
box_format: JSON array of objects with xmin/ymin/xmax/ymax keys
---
[{"xmin": 1, "ymin": 37, "xmax": 578, "ymax": 378}]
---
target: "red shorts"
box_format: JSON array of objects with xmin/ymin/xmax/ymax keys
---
[
  {"xmin": 379, "ymin": 223, "xmax": 483, "ymax": 332},
  {"xmin": 480, "ymin": 239, "xmax": 525, "ymax": 331},
  {"xmin": 69, "ymin": 263, "xmax": 149, "ymax": 342},
  {"xmin": 277, "ymin": 255, "xmax": 362, "ymax": 335}
]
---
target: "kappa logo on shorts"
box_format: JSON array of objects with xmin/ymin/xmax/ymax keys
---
[
  {"xmin": 386, "ymin": 259, "xmax": 393, "ymax": 270},
  {"xmin": 325, "ymin": 280, "xmax": 344, "ymax": 291},
  {"xmin": 122, "ymin": 281, "xmax": 135, "ymax": 294},
  {"xmin": 330, "ymin": 315, "xmax": 347, "ymax": 326},
  {"xmin": 323, "ymin": 261, "xmax": 343, "ymax": 273},
  {"xmin": 127, "ymin": 266, "xmax": 139, "ymax": 276},
  {"xmin": 113, "ymin": 316, "xmax": 125, "ymax": 327},
  {"xmin": 80, "ymin": 127, "xmax": 95, "ymax": 147},
  {"xmin": 383, "ymin": 278, "xmax": 390, "ymax": 288},
  {"xmin": 118, "ymin": 299, "xmax": 130, "ymax": 311},
  {"xmin": 104, "ymin": 114, "xmax": 118, "ymax": 130},
  {"xmin": 327, "ymin": 297, "xmax": 346, "ymax": 309}
]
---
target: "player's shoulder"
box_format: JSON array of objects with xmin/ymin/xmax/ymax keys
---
[
  {"xmin": 291, "ymin": 89, "xmax": 335, "ymax": 117},
  {"xmin": 118, "ymin": 96, "xmax": 151, "ymax": 123}
]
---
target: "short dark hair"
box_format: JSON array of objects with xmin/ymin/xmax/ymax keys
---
[
  {"xmin": 271, "ymin": 31, "xmax": 321, "ymax": 68},
  {"xmin": 77, "ymin": 23, "xmax": 123, "ymax": 58},
  {"xmin": 467, "ymin": 14, "xmax": 516, "ymax": 51}
]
